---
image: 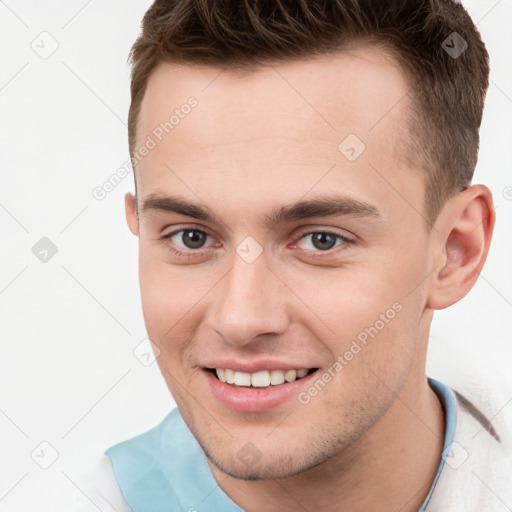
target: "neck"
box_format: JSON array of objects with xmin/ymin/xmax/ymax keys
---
[{"xmin": 209, "ymin": 367, "xmax": 445, "ymax": 512}]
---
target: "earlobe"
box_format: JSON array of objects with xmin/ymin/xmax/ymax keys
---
[
  {"xmin": 125, "ymin": 192, "xmax": 139, "ymax": 236},
  {"xmin": 427, "ymin": 185, "xmax": 495, "ymax": 310}
]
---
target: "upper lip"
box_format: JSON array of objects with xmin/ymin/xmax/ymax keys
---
[{"xmin": 202, "ymin": 359, "xmax": 318, "ymax": 373}]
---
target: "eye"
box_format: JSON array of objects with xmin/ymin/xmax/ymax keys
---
[
  {"xmin": 159, "ymin": 227, "xmax": 353, "ymax": 260},
  {"xmin": 295, "ymin": 230, "xmax": 352, "ymax": 253},
  {"xmin": 161, "ymin": 228, "xmax": 212, "ymax": 251}
]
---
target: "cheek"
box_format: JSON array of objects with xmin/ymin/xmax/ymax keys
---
[
  {"xmin": 282, "ymin": 260, "xmax": 421, "ymax": 370},
  {"xmin": 138, "ymin": 254, "xmax": 220, "ymax": 364},
  {"xmin": 138, "ymin": 255, "xmax": 189, "ymax": 341},
  {"xmin": 139, "ymin": 246, "xmax": 200, "ymax": 315},
  {"xmin": 284, "ymin": 267, "xmax": 401, "ymax": 336}
]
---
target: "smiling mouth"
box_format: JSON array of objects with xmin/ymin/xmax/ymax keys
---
[{"xmin": 206, "ymin": 367, "xmax": 319, "ymax": 388}]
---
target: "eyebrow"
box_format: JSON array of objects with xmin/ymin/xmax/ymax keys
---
[{"xmin": 140, "ymin": 193, "xmax": 383, "ymax": 229}]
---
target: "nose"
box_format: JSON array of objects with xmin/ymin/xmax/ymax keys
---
[{"xmin": 205, "ymin": 249, "xmax": 290, "ymax": 347}]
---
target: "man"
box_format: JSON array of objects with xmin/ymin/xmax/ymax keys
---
[{"xmin": 89, "ymin": 0, "xmax": 512, "ymax": 510}]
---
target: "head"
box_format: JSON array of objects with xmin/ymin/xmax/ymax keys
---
[{"xmin": 124, "ymin": 0, "xmax": 494, "ymax": 480}]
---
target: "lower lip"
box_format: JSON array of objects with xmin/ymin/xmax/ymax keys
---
[{"xmin": 203, "ymin": 369, "xmax": 318, "ymax": 412}]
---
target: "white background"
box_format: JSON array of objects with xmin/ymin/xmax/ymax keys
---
[{"xmin": 0, "ymin": 1, "xmax": 511, "ymax": 510}]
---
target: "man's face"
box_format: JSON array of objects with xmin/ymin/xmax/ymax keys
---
[{"xmin": 127, "ymin": 47, "xmax": 436, "ymax": 479}]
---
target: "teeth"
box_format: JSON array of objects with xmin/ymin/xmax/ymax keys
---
[
  {"xmin": 251, "ymin": 371, "xmax": 270, "ymax": 387},
  {"xmin": 234, "ymin": 371, "xmax": 251, "ymax": 386},
  {"xmin": 214, "ymin": 368, "xmax": 311, "ymax": 387},
  {"xmin": 225, "ymin": 369, "xmax": 235, "ymax": 384},
  {"xmin": 284, "ymin": 369, "xmax": 296, "ymax": 382},
  {"xmin": 269, "ymin": 369, "xmax": 285, "ymax": 385}
]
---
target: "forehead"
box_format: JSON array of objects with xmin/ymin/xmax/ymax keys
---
[
  {"xmin": 135, "ymin": 46, "xmax": 424, "ymax": 225},
  {"xmin": 139, "ymin": 46, "xmax": 410, "ymax": 142}
]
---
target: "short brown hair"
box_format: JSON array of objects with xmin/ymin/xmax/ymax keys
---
[{"xmin": 128, "ymin": 0, "xmax": 489, "ymax": 226}]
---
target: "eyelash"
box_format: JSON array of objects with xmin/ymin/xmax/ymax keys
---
[{"xmin": 159, "ymin": 227, "xmax": 354, "ymax": 260}]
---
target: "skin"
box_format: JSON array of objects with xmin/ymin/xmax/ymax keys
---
[{"xmin": 124, "ymin": 46, "xmax": 495, "ymax": 511}]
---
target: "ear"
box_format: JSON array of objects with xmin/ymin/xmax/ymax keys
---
[
  {"xmin": 125, "ymin": 192, "xmax": 139, "ymax": 236},
  {"xmin": 427, "ymin": 185, "xmax": 495, "ymax": 310}
]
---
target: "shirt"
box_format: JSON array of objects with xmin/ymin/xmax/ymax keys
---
[{"xmin": 85, "ymin": 378, "xmax": 512, "ymax": 511}]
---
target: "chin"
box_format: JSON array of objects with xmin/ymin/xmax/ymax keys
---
[
  {"xmin": 203, "ymin": 448, "xmax": 315, "ymax": 481},
  {"xmin": 197, "ymin": 429, "xmax": 356, "ymax": 481}
]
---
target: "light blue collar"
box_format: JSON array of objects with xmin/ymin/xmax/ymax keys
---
[
  {"xmin": 106, "ymin": 377, "xmax": 456, "ymax": 511},
  {"xmin": 418, "ymin": 377, "xmax": 458, "ymax": 511},
  {"xmin": 106, "ymin": 406, "xmax": 243, "ymax": 511}
]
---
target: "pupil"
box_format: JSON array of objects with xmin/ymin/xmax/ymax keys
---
[
  {"xmin": 312, "ymin": 233, "xmax": 336, "ymax": 251},
  {"xmin": 183, "ymin": 230, "xmax": 205, "ymax": 249}
]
